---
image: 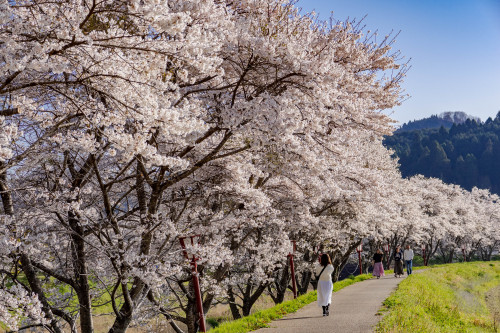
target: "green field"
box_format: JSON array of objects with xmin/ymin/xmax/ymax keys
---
[{"xmin": 377, "ymin": 261, "xmax": 500, "ymax": 333}]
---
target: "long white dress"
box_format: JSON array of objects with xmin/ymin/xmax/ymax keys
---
[{"xmin": 316, "ymin": 264, "xmax": 334, "ymax": 307}]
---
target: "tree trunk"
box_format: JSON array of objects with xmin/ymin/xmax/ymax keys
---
[
  {"xmin": 241, "ymin": 283, "xmax": 267, "ymax": 317},
  {"xmin": 108, "ymin": 314, "xmax": 134, "ymax": 333},
  {"xmin": 0, "ymin": 169, "xmax": 14, "ymax": 215},
  {"xmin": 296, "ymin": 271, "xmax": 311, "ymax": 295},
  {"xmin": 109, "ymin": 278, "xmax": 151, "ymax": 333},
  {"xmin": 485, "ymin": 243, "xmax": 496, "ymax": 261},
  {"xmin": 267, "ymin": 264, "xmax": 290, "ymax": 304},
  {"xmin": 428, "ymin": 239, "xmax": 440, "ymax": 264},
  {"xmin": 332, "ymin": 259, "xmax": 346, "ymax": 282},
  {"xmin": 68, "ymin": 211, "xmax": 94, "ymax": 333},
  {"xmin": 146, "ymin": 291, "xmax": 185, "ymax": 333},
  {"xmin": 227, "ymin": 286, "xmax": 242, "ymax": 320},
  {"xmin": 241, "ymin": 301, "xmax": 252, "ymax": 317},
  {"xmin": 331, "ymin": 243, "xmax": 359, "ymax": 282},
  {"xmin": 20, "ymin": 254, "xmax": 64, "ymax": 333},
  {"xmin": 108, "ymin": 166, "xmax": 158, "ymax": 332},
  {"xmin": 228, "ymin": 281, "xmax": 267, "ymax": 319},
  {"xmin": 447, "ymin": 248, "xmax": 455, "ymax": 263},
  {"xmin": 2, "ymin": 169, "xmax": 65, "ymax": 333},
  {"xmin": 185, "ymin": 282, "xmax": 200, "ymax": 333}
]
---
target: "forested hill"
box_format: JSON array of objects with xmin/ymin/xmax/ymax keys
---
[{"xmin": 384, "ymin": 112, "xmax": 500, "ymax": 194}]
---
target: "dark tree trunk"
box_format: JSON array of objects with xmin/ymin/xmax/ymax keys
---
[
  {"xmin": 109, "ymin": 278, "xmax": 150, "ymax": 333},
  {"xmin": 68, "ymin": 211, "xmax": 94, "ymax": 333},
  {"xmin": 147, "ymin": 291, "xmax": 185, "ymax": 333},
  {"xmin": 267, "ymin": 265, "xmax": 290, "ymax": 304},
  {"xmin": 479, "ymin": 247, "xmax": 488, "ymax": 261},
  {"xmin": 448, "ymin": 248, "xmax": 455, "ymax": 263},
  {"xmin": 108, "ymin": 315, "xmax": 134, "ymax": 333},
  {"xmin": 185, "ymin": 282, "xmax": 201, "ymax": 333},
  {"xmin": 227, "ymin": 286, "xmax": 241, "ymax": 320},
  {"xmin": 228, "ymin": 281, "xmax": 268, "ymax": 319},
  {"xmin": 296, "ymin": 271, "xmax": 312, "ymax": 295},
  {"xmin": 241, "ymin": 300, "xmax": 253, "ymax": 317},
  {"xmin": 109, "ymin": 165, "xmax": 158, "ymax": 333},
  {"xmin": 20, "ymin": 254, "xmax": 64, "ymax": 333},
  {"xmin": 386, "ymin": 235, "xmax": 406, "ymax": 269},
  {"xmin": 2, "ymin": 168, "xmax": 66, "ymax": 333},
  {"xmin": 440, "ymin": 246, "xmax": 455, "ymax": 263},
  {"xmin": 242, "ymin": 283, "xmax": 267, "ymax": 317},
  {"xmin": 480, "ymin": 243, "xmax": 496, "ymax": 261},
  {"xmin": 0, "ymin": 169, "xmax": 14, "ymax": 215},
  {"xmin": 428, "ymin": 238, "xmax": 440, "ymax": 263},
  {"xmin": 331, "ymin": 242, "xmax": 359, "ymax": 282}
]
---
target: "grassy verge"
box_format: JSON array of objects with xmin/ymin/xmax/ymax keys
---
[
  {"xmin": 377, "ymin": 261, "xmax": 500, "ymax": 332},
  {"xmin": 385, "ymin": 264, "xmax": 428, "ymax": 275},
  {"xmin": 209, "ymin": 274, "xmax": 373, "ymax": 333}
]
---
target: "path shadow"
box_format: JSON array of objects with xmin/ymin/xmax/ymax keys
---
[{"xmin": 278, "ymin": 316, "xmax": 322, "ymax": 321}]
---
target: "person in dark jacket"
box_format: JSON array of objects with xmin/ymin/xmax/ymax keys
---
[
  {"xmin": 393, "ymin": 246, "xmax": 404, "ymax": 277},
  {"xmin": 372, "ymin": 249, "xmax": 385, "ymax": 279}
]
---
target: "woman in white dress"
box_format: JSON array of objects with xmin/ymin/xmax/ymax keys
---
[{"xmin": 316, "ymin": 253, "xmax": 334, "ymax": 316}]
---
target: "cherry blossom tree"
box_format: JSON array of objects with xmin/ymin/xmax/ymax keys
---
[
  {"xmin": 13, "ymin": 1, "xmax": 500, "ymax": 333},
  {"xmin": 1, "ymin": 0, "xmax": 231, "ymax": 331}
]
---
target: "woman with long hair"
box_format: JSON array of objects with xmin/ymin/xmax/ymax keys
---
[
  {"xmin": 393, "ymin": 246, "xmax": 404, "ymax": 277},
  {"xmin": 315, "ymin": 253, "xmax": 334, "ymax": 316},
  {"xmin": 372, "ymin": 249, "xmax": 385, "ymax": 279}
]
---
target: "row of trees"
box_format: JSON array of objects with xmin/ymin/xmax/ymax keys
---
[{"xmin": 0, "ymin": 0, "xmax": 498, "ymax": 332}]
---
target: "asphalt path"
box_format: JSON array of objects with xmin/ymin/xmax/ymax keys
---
[{"xmin": 253, "ymin": 274, "xmax": 407, "ymax": 333}]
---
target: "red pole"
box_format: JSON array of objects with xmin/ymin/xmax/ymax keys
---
[
  {"xmin": 358, "ymin": 251, "xmax": 362, "ymax": 275},
  {"xmin": 385, "ymin": 250, "xmax": 389, "ymax": 269},
  {"xmin": 289, "ymin": 253, "xmax": 298, "ymax": 299},
  {"xmin": 387, "ymin": 244, "xmax": 391, "ymax": 269},
  {"xmin": 179, "ymin": 236, "xmax": 207, "ymax": 332},
  {"xmin": 191, "ymin": 259, "xmax": 207, "ymax": 332},
  {"xmin": 383, "ymin": 244, "xmax": 390, "ymax": 269},
  {"xmin": 289, "ymin": 241, "xmax": 297, "ymax": 299}
]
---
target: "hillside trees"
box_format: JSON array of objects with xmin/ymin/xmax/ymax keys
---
[{"xmin": 385, "ymin": 112, "xmax": 500, "ymax": 194}]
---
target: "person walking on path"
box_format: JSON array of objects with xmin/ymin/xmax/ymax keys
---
[
  {"xmin": 393, "ymin": 246, "xmax": 404, "ymax": 277},
  {"xmin": 404, "ymin": 245, "xmax": 414, "ymax": 275},
  {"xmin": 372, "ymin": 249, "xmax": 385, "ymax": 279},
  {"xmin": 315, "ymin": 253, "xmax": 334, "ymax": 317}
]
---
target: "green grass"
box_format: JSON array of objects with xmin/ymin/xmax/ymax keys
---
[
  {"xmin": 385, "ymin": 263, "xmax": 428, "ymax": 275},
  {"xmin": 377, "ymin": 261, "xmax": 500, "ymax": 333},
  {"xmin": 209, "ymin": 274, "xmax": 373, "ymax": 333}
]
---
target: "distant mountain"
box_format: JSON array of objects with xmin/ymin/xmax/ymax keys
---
[
  {"xmin": 384, "ymin": 111, "xmax": 500, "ymax": 194},
  {"xmin": 439, "ymin": 111, "xmax": 481, "ymax": 124},
  {"xmin": 397, "ymin": 111, "xmax": 481, "ymax": 132}
]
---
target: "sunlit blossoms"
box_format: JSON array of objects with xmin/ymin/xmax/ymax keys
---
[{"xmin": 0, "ymin": 0, "xmax": 498, "ymax": 332}]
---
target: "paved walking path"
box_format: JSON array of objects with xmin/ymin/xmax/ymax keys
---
[{"xmin": 254, "ymin": 274, "xmax": 406, "ymax": 333}]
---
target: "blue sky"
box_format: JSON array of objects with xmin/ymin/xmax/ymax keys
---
[{"xmin": 296, "ymin": 0, "xmax": 500, "ymax": 125}]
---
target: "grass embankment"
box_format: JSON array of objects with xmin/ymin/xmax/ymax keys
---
[
  {"xmin": 384, "ymin": 264, "xmax": 427, "ymax": 276},
  {"xmin": 377, "ymin": 261, "xmax": 500, "ymax": 332},
  {"xmin": 209, "ymin": 274, "xmax": 373, "ymax": 333}
]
